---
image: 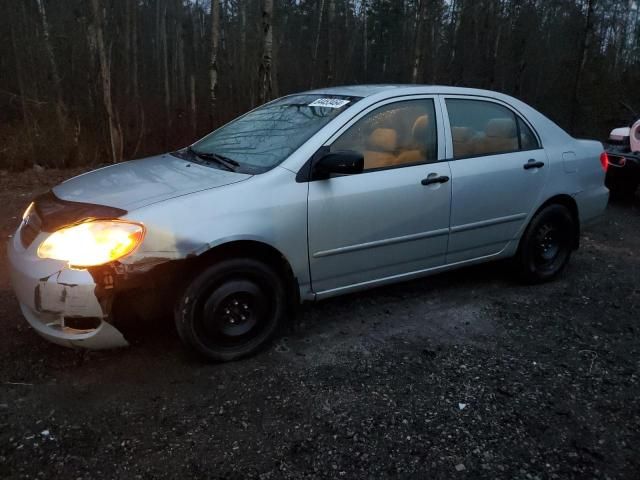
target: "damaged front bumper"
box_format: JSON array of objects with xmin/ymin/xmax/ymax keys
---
[{"xmin": 7, "ymin": 232, "xmax": 128, "ymax": 349}]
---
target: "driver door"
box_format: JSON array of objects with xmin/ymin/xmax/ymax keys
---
[{"xmin": 306, "ymin": 97, "xmax": 452, "ymax": 296}]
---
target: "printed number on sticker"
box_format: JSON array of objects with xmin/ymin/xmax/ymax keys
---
[{"xmin": 308, "ymin": 98, "xmax": 351, "ymax": 109}]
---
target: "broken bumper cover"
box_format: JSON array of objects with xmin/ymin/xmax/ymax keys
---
[{"xmin": 7, "ymin": 232, "xmax": 128, "ymax": 349}]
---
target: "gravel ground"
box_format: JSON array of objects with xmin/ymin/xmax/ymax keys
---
[{"xmin": 0, "ymin": 169, "xmax": 639, "ymax": 479}]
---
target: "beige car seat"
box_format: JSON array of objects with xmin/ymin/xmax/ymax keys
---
[
  {"xmin": 477, "ymin": 118, "xmax": 518, "ymax": 154},
  {"xmin": 364, "ymin": 128, "xmax": 398, "ymax": 169},
  {"xmin": 451, "ymin": 126, "xmax": 475, "ymax": 158},
  {"xmin": 396, "ymin": 115, "xmax": 430, "ymax": 165}
]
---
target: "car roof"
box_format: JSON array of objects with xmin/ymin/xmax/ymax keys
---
[
  {"xmin": 303, "ymin": 84, "xmax": 569, "ymax": 141},
  {"xmin": 305, "ymin": 84, "xmax": 511, "ymax": 99}
]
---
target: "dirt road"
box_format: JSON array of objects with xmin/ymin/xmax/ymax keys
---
[{"xmin": 1, "ymin": 170, "xmax": 639, "ymax": 479}]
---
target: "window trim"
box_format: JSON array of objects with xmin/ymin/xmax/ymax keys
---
[{"xmin": 440, "ymin": 95, "xmax": 543, "ymax": 161}]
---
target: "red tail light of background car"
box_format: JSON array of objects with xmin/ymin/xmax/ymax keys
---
[{"xmin": 600, "ymin": 152, "xmax": 609, "ymax": 172}]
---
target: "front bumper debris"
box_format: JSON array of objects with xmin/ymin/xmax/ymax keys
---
[{"xmin": 7, "ymin": 231, "xmax": 128, "ymax": 350}]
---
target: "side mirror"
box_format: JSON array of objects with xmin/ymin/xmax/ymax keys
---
[{"xmin": 312, "ymin": 150, "xmax": 364, "ymax": 179}]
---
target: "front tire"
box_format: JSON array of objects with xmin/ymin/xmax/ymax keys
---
[
  {"xmin": 515, "ymin": 204, "xmax": 575, "ymax": 284},
  {"xmin": 175, "ymin": 258, "xmax": 286, "ymax": 362}
]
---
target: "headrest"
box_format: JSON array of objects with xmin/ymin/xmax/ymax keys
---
[
  {"xmin": 366, "ymin": 128, "xmax": 398, "ymax": 152},
  {"xmin": 452, "ymin": 126, "xmax": 473, "ymax": 143},
  {"xmin": 485, "ymin": 118, "xmax": 516, "ymax": 138},
  {"xmin": 411, "ymin": 115, "xmax": 430, "ymax": 141}
]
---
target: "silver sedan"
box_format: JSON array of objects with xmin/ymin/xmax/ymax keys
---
[{"xmin": 8, "ymin": 85, "xmax": 609, "ymax": 361}]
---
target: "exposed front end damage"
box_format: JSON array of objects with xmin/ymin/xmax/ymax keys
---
[
  {"xmin": 7, "ymin": 191, "xmax": 186, "ymax": 350},
  {"xmin": 8, "ymin": 224, "xmax": 194, "ymax": 350},
  {"xmin": 8, "ymin": 235, "xmax": 192, "ymax": 350},
  {"xmin": 8, "ymin": 239, "xmax": 129, "ymax": 349}
]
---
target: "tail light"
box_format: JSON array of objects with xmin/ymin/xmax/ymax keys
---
[{"xmin": 600, "ymin": 152, "xmax": 609, "ymax": 172}]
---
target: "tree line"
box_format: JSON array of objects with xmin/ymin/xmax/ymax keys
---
[{"xmin": 0, "ymin": 0, "xmax": 639, "ymax": 169}]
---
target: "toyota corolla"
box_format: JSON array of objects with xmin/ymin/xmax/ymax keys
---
[{"xmin": 8, "ymin": 85, "xmax": 609, "ymax": 361}]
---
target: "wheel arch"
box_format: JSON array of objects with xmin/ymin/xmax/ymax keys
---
[
  {"xmin": 532, "ymin": 194, "xmax": 580, "ymax": 250},
  {"xmin": 194, "ymin": 239, "xmax": 301, "ymax": 305}
]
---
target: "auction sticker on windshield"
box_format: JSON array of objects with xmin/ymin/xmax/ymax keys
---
[{"xmin": 308, "ymin": 98, "xmax": 351, "ymax": 109}]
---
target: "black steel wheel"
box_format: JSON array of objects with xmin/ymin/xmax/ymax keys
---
[
  {"xmin": 175, "ymin": 258, "xmax": 286, "ymax": 361},
  {"xmin": 515, "ymin": 204, "xmax": 575, "ymax": 283}
]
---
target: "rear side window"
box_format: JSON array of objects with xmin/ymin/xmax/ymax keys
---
[
  {"xmin": 331, "ymin": 99, "xmax": 437, "ymax": 171},
  {"xmin": 446, "ymin": 99, "xmax": 539, "ymax": 159}
]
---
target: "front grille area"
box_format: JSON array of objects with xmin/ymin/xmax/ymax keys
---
[
  {"xmin": 18, "ymin": 190, "xmax": 128, "ymax": 249},
  {"xmin": 64, "ymin": 317, "xmax": 101, "ymax": 330},
  {"xmin": 20, "ymin": 222, "xmax": 40, "ymax": 248},
  {"xmin": 34, "ymin": 191, "xmax": 126, "ymax": 232}
]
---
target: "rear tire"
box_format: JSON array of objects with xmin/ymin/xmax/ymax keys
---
[
  {"xmin": 175, "ymin": 258, "xmax": 286, "ymax": 362},
  {"xmin": 515, "ymin": 204, "xmax": 575, "ymax": 284}
]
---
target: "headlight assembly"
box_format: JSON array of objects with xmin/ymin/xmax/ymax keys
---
[{"xmin": 37, "ymin": 220, "xmax": 145, "ymax": 268}]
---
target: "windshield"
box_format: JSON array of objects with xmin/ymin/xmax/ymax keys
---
[{"xmin": 189, "ymin": 94, "xmax": 360, "ymax": 172}]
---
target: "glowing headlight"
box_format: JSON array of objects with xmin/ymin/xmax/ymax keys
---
[{"xmin": 37, "ymin": 220, "xmax": 145, "ymax": 267}]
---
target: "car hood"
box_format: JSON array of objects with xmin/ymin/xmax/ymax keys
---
[{"xmin": 52, "ymin": 154, "xmax": 251, "ymax": 211}]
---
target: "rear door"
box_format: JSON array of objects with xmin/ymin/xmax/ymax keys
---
[
  {"xmin": 306, "ymin": 97, "xmax": 452, "ymax": 295},
  {"xmin": 442, "ymin": 97, "xmax": 548, "ymax": 263}
]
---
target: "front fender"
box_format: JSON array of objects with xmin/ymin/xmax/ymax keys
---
[{"xmin": 120, "ymin": 166, "xmax": 312, "ymax": 296}]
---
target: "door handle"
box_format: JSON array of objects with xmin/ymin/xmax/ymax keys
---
[
  {"xmin": 523, "ymin": 159, "xmax": 545, "ymax": 170},
  {"xmin": 421, "ymin": 175, "xmax": 450, "ymax": 185}
]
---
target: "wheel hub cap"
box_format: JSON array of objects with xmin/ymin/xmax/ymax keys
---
[{"xmin": 216, "ymin": 293, "xmax": 257, "ymax": 336}]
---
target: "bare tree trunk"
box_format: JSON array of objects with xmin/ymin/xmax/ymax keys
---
[
  {"xmin": 209, "ymin": 0, "xmax": 220, "ymax": 129},
  {"xmin": 160, "ymin": 0, "xmax": 171, "ymax": 133},
  {"xmin": 362, "ymin": 0, "xmax": 368, "ymax": 80},
  {"xmin": 240, "ymin": 0, "xmax": 247, "ymax": 104},
  {"xmin": 614, "ymin": 0, "xmax": 635, "ymax": 73},
  {"xmin": 570, "ymin": 0, "xmax": 595, "ymax": 134},
  {"xmin": 178, "ymin": 29, "xmax": 186, "ymax": 111},
  {"xmin": 35, "ymin": 0, "xmax": 67, "ymax": 147},
  {"xmin": 172, "ymin": 15, "xmax": 179, "ymax": 109},
  {"xmin": 310, "ymin": 0, "xmax": 326, "ymax": 88},
  {"xmin": 327, "ymin": 0, "xmax": 335, "ymax": 84},
  {"xmin": 90, "ymin": 0, "xmax": 122, "ymax": 164},
  {"xmin": 488, "ymin": 0, "xmax": 502, "ymax": 89},
  {"xmin": 258, "ymin": 0, "xmax": 274, "ymax": 104},
  {"xmin": 634, "ymin": 3, "xmax": 640, "ymax": 65},
  {"xmin": 124, "ymin": 1, "xmax": 132, "ymax": 98},
  {"xmin": 131, "ymin": 2, "xmax": 140, "ymax": 103},
  {"xmin": 191, "ymin": 0, "xmax": 202, "ymax": 122},
  {"xmin": 411, "ymin": 0, "xmax": 426, "ymax": 83},
  {"xmin": 190, "ymin": 74, "xmax": 197, "ymax": 135},
  {"xmin": 240, "ymin": 0, "xmax": 247, "ymax": 62},
  {"xmin": 9, "ymin": 6, "xmax": 36, "ymax": 167},
  {"xmin": 448, "ymin": 0, "xmax": 463, "ymax": 78},
  {"xmin": 130, "ymin": 0, "xmax": 144, "ymax": 158}
]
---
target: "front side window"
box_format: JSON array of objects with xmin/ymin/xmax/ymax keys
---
[
  {"xmin": 331, "ymin": 99, "xmax": 438, "ymax": 170},
  {"xmin": 446, "ymin": 99, "xmax": 539, "ymax": 159},
  {"xmin": 191, "ymin": 94, "xmax": 359, "ymax": 172}
]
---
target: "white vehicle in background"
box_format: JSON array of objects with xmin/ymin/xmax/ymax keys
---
[{"xmin": 605, "ymin": 102, "xmax": 640, "ymax": 198}]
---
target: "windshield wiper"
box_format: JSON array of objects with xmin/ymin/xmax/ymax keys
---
[{"xmin": 187, "ymin": 147, "xmax": 240, "ymax": 171}]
